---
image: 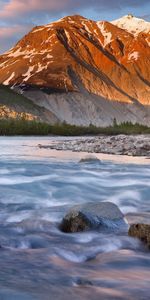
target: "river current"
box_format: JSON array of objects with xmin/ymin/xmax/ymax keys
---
[{"xmin": 0, "ymin": 136, "xmax": 149, "ymax": 300}]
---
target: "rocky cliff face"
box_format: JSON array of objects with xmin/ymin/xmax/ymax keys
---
[{"xmin": 0, "ymin": 14, "xmax": 150, "ymax": 126}]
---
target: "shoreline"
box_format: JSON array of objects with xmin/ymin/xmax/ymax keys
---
[
  {"xmin": 44, "ymin": 149, "xmax": 150, "ymax": 165},
  {"xmin": 38, "ymin": 134, "xmax": 150, "ymax": 155},
  {"xmin": 37, "ymin": 134, "xmax": 150, "ymax": 165},
  {"xmin": 0, "ymin": 135, "xmax": 149, "ymax": 164}
]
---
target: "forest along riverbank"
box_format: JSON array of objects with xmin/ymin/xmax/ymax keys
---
[
  {"xmin": 0, "ymin": 137, "xmax": 150, "ymax": 300},
  {"xmin": 39, "ymin": 134, "xmax": 150, "ymax": 157}
]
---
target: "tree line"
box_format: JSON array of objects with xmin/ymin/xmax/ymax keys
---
[{"xmin": 0, "ymin": 118, "xmax": 150, "ymax": 136}]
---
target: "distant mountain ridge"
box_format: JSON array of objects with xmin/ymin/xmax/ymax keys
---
[{"xmin": 0, "ymin": 14, "xmax": 149, "ymax": 126}]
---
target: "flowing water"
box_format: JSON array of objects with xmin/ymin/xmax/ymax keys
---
[{"xmin": 0, "ymin": 136, "xmax": 149, "ymax": 300}]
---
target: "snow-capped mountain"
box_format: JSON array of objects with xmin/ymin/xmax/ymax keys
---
[
  {"xmin": 0, "ymin": 15, "xmax": 149, "ymax": 126},
  {"xmin": 112, "ymin": 14, "xmax": 150, "ymax": 35}
]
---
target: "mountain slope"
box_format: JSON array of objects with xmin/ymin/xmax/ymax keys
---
[
  {"xmin": 0, "ymin": 85, "xmax": 58, "ymax": 123},
  {"xmin": 0, "ymin": 15, "xmax": 149, "ymax": 126}
]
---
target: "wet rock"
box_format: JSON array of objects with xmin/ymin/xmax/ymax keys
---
[
  {"xmin": 60, "ymin": 202, "xmax": 127, "ymax": 233},
  {"xmin": 79, "ymin": 155, "xmax": 100, "ymax": 163},
  {"xmin": 74, "ymin": 278, "xmax": 93, "ymax": 286},
  {"xmin": 128, "ymin": 224, "xmax": 150, "ymax": 249}
]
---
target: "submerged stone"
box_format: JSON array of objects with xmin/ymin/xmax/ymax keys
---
[
  {"xmin": 79, "ymin": 155, "xmax": 100, "ymax": 163},
  {"xmin": 60, "ymin": 202, "xmax": 127, "ymax": 233},
  {"xmin": 74, "ymin": 278, "xmax": 93, "ymax": 286},
  {"xmin": 128, "ymin": 224, "xmax": 150, "ymax": 249}
]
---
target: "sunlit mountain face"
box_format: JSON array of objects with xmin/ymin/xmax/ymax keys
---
[{"xmin": 0, "ymin": 14, "xmax": 150, "ymax": 126}]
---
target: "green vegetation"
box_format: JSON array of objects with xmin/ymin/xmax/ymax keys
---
[
  {"xmin": 0, "ymin": 84, "xmax": 43, "ymax": 111},
  {"xmin": 0, "ymin": 118, "xmax": 49, "ymax": 136},
  {"xmin": 0, "ymin": 118, "xmax": 150, "ymax": 136}
]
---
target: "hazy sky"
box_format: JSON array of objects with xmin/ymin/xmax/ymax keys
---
[{"xmin": 0, "ymin": 0, "xmax": 150, "ymax": 53}]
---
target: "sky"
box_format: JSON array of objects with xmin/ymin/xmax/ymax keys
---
[{"xmin": 0, "ymin": 0, "xmax": 150, "ymax": 53}]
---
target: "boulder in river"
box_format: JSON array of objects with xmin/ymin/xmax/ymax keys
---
[
  {"xmin": 60, "ymin": 202, "xmax": 127, "ymax": 233},
  {"xmin": 79, "ymin": 155, "xmax": 100, "ymax": 163},
  {"xmin": 128, "ymin": 224, "xmax": 150, "ymax": 249}
]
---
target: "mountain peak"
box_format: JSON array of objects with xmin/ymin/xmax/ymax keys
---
[
  {"xmin": 111, "ymin": 15, "xmax": 150, "ymax": 35},
  {"xmin": 0, "ymin": 13, "xmax": 150, "ymax": 114}
]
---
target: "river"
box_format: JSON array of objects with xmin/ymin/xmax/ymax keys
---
[{"xmin": 0, "ymin": 136, "xmax": 149, "ymax": 300}]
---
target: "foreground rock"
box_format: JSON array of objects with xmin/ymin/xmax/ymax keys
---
[
  {"xmin": 39, "ymin": 135, "xmax": 150, "ymax": 157},
  {"xmin": 128, "ymin": 224, "xmax": 150, "ymax": 249},
  {"xmin": 60, "ymin": 202, "xmax": 127, "ymax": 233}
]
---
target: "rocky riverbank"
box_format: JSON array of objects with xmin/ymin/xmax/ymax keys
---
[{"xmin": 38, "ymin": 134, "xmax": 150, "ymax": 157}]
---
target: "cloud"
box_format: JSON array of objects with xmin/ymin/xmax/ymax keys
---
[
  {"xmin": 0, "ymin": 0, "xmax": 149, "ymax": 21},
  {"xmin": 0, "ymin": 0, "xmax": 149, "ymax": 53},
  {"xmin": 0, "ymin": 24, "xmax": 30, "ymax": 38},
  {"xmin": 0, "ymin": 0, "xmax": 69, "ymax": 20},
  {"xmin": 0, "ymin": 24, "xmax": 32, "ymax": 53}
]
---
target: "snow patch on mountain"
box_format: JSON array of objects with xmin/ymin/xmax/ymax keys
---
[
  {"xmin": 65, "ymin": 30, "xmax": 72, "ymax": 43},
  {"xmin": 82, "ymin": 21, "xmax": 91, "ymax": 34},
  {"xmin": 3, "ymin": 72, "xmax": 15, "ymax": 85},
  {"xmin": 97, "ymin": 21, "xmax": 112, "ymax": 46},
  {"xmin": 128, "ymin": 51, "xmax": 140, "ymax": 61},
  {"xmin": 47, "ymin": 54, "xmax": 53, "ymax": 59},
  {"xmin": 111, "ymin": 15, "xmax": 150, "ymax": 35},
  {"xmin": 6, "ymin": 47, "xmax": 37, "ymax": 58},
  {"xmin": 32, "ymin": 27, "xmax": 44, "ymax": 33},
  {"xmin": 23, "ymin": 66, "xmax": 35, "ymax": 82},
  {"xmin": 35, "ymin": 63, "xmax": 48, "ymax": 74}
]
